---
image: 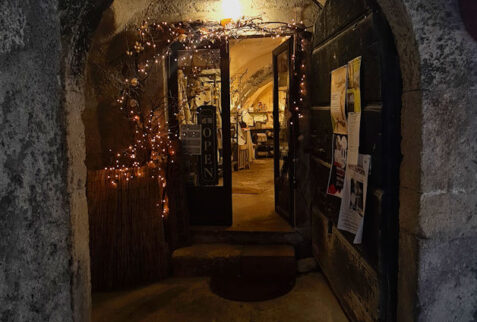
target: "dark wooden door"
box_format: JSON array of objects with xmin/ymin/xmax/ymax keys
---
[
  {"xmin": 273, "ymin": 38, "xmax": 295, "ymax": 225},
  {"xmin": 309, "ymin": 1, "xmax": 401, "ymax": 320},
  {"xmin": 169, "ymin": 40, "xmax": 232, "ymax": 226}
]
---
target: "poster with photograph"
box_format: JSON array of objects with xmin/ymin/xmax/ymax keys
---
[
  {"xmin": 330, "ymin": 66, "xmax": 348, "ymax": 134},
  {"xmin": 327, "ymin": 134, "xmax": 348, "ymax": 198},
  {"xmin": 337, "ymin": 154, "xmax": 371, "ymax": 244},
  {"xmin": 349, "ymin": 174, "xmax": 365, "ymax": 215}
]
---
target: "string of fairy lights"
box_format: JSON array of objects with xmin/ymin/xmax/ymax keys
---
[{"xmin": 105, "ymin": 16, "xmax": 311, "ymax": 218}]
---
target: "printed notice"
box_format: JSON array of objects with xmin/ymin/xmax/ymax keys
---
[
  {"xmin": 347, "ymin": 57, "xmax": 362, "ymax": 113},
  {"xmin": 347, "ymin": 112, "xmax": 361, "ymax": 166},
  {"xmin": 337, "ymin": 154, "xmax": 371, "ymax": 244},
  {"xmin": 330, "ymin": 66, "xmax": 348, "ymax": 134},
  {"xmin": 327, "ymin": 134, "xmax": 348, "ymax": 198},
  {"xmin": 180, "ymin": 124, "xmax": 201, "ymax": 155},
  {"xmin": 346, "ymin": 57, "xmax": 362, "ymax": 166}
]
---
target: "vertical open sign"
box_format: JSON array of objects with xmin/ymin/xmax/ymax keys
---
[{"xmin": 198, "ymin": 105, "xmax": 218, "ymax": 185}]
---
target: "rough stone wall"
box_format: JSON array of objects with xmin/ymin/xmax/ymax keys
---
[
  {"xmin": 377, "ymin": 0, "xmax": 477, "ymax": 320},
  {"xmin": 59, "ymin": 1, "xmax": 113, "ymax": 321},
  {"xmin": 64, "ymin": 73, "xmax": 91, "ymax": 322},
  {"xmin": 1, "ymin": 0, "xmax": 111, "ymax": 321},
  {"xmin": 83, "ymin": 22, "xmax": 136, "ymax": 170},
  {"xmin": 0, "ymin": 1, "xmax": 73, "ymax": 321}
]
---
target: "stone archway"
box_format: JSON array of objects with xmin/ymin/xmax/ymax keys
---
[
  {"xmin": 61, "ymin": 0, "xmax": 466, "ymax": 319},
  {"xmin": 64, "ymin": 3, "xmax": 415, "ymax": 321},
  {"xmin": 367, "ymin": 2, "xmax": 422, "ymax": 320},
  {"xmin": 61, "ymin": 0, "xmax": 477, "ymax": 320}
]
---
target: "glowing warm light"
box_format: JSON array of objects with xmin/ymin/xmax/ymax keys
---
[
  {"xmin": 220, "ymin": 18, "xmax": 233, "ymax": 27},
  {"xmin": 222, "ymin": 0, "xmax": 242, "ymax": 21},
  {"xmin": 105, "ymin": 14, "xmax": 309, "ymax": 223}
]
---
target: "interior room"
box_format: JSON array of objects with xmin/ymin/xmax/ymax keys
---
[
  {"xmin": 229, "ymin": 37, "xmax": 290, "ymax": 230},
  {"xmin": 174, "ymin": 35, "xmax": 294, "ymax": 230}
]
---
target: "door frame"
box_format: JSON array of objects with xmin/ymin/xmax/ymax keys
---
[
  {"xmin": 168, "ymin": 34, "xmax": 305, "ymax": 227},
  {"xmin": 272, "ymin": 37, "xmax": 296, "ymax": 226},
  {"xmin": 168, "ymin": 40, "xmax": 232, "ymax": 226}
]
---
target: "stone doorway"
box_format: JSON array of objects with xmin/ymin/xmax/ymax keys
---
[{"xmin": 2, "ymin": 0, "xmax": 475, "ymax": 321}]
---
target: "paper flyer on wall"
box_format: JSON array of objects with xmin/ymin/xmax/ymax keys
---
[
  {"xmin": 180, "ymin": 124, "xmax": 202, "ymax": 155},
  {"xmin": 327, "ymin": 134, "xmax": 348, "ymax": 198},
  {"xmin": 330, "ymin": 66, "xmax": 348, "ymax": 134},
  {"xmin": 337, "ymin": 154, "xmax": 371, "ymax": 244},
  {"xmin": 347, "ymin": 57, "xmax": 362, "ymax": 113},
  {"xmin": 346, "ymin": 57, "xmax": 362, "ymax": 166},
  {"xmin": 347, "ymin": 112, "xmax": 361, "ymax": 166}
]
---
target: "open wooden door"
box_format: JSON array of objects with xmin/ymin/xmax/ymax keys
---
[
  {"xmin": 169, "ymin": 40, "xmax": 232, "ymax": 226},
  {"xmin": 309, "ymin": 1, "xmax": 402, "ymax": 320},
  {"xmin": 273, "ymin": 38, "xmax": 295, "ymax": 225}
]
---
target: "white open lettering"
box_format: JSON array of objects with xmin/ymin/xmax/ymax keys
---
[{"xmin": 203, "ymin": 127, "xmax": 212, "ymax": 138}]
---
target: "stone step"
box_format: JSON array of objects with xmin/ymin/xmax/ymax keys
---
[
  {"xmin": 172, "ymin": 243, "xmax": 296, "ymax": 278},
  {"xmin": 173, "ymin": 244, "xmax": 297, "ymax": 301},
  {"xmin": 190, "ymin": 227, "xmax": 310, "ymax": 257}
]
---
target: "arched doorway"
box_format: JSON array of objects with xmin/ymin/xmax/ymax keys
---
[
  {"xmin": 59, "ymin": 0, "xmax": 476, "ymax": 321},
  {"xmin": 62, "ymin": 0, "xmax": 410, "ymax": 320},
  {"xmin": 308, "ymin": 2, "xmax": 402, "ymax": 320}
]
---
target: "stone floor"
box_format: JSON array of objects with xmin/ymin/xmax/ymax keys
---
[
  {"xmin": 92, "ymin": 272, "xmax": 348, "ymax": 322},
  {"xmin": 232, "ymin": 158, "xmax": 291, "ymax": 231}
]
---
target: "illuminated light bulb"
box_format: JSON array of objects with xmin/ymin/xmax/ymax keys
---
[{"xmin": 221, "ymin": 0, "xmax": 242, "ymax": 22}]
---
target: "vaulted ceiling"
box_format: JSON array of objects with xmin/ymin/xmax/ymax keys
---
[{"xmin": 230, "ymin": 37, "xmax": 287, "ymax": 109}]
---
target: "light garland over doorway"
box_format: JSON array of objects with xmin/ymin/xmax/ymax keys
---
[{"xmin": 105, "ymin": 16, "xmax": 311, "ymax": 218}]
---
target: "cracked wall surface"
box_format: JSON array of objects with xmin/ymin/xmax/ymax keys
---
[{"xmin": 0, "ymin": 1, "xmax": 73, "ymax": 321}]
